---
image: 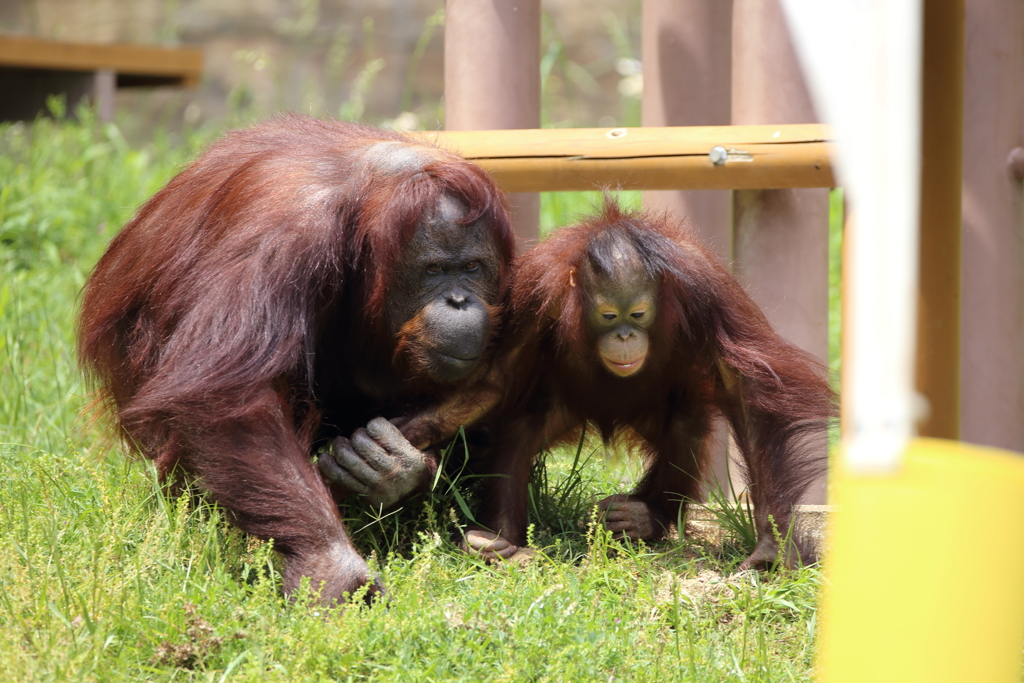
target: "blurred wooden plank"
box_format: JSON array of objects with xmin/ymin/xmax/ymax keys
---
[
  {"xmin": 915, "ymin": 0, "xmax": 963, "ymax": 440},
  {"xmin": 415, "ymin": 124, "xmax": 835, "ymax": 191},
  {"xmin": 0, "ymin": 35, "xmax": 202, "ymax": 86}
]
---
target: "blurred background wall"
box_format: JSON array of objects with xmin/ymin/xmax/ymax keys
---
[{"xmin": 0, "ymin": 0, "xmax": 641, "ymax": 131}]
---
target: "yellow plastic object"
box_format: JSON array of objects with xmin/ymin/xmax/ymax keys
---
[{"xmin": 817, "ymin": 438, "xmax": 1024, "ymax": 683}]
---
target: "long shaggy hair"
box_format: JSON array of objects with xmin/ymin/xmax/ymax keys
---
[{"xmin": 78, "ymin": 115, "xmax": 515, "ymax": 475}]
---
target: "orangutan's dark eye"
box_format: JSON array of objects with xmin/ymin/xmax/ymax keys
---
[
  {"xmin": 602, "ymin": 312, "xmax": 617, "ymax": 321},
  {"xmin": 464, "ymin": 261, "xmax": 479, "ymax": 272},
  {"xmin": 426, "ymin": 263, "xmax": 442, "ymax": 274}
]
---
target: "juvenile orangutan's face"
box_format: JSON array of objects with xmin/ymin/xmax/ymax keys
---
[{"xmin": 584, "ymin": 245, "xmax": 658, "ymax": 378}]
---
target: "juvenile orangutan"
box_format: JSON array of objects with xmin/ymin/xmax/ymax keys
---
[{"xmin": 457, "ymin": 202, "xmax": 836, "ymax": 569}]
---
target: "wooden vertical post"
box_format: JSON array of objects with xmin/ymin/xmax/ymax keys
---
[
  {"xmin": 93, "ymin": 69, "xmax": 116, "ymax": 122},
  {"xmin": 444, "ymin": 0, "xmax": 541, "ymax": 248},
  {"xmin": 916, "ymin": 0, "xmax": 964, "ymax": 440},
  {"xmin": 732, "ymin": 0, "xmax": 830, "ymax": 503},
  {"xmin": 960, "ymin": 0, "xmax": 1021, "ymax": 451},
  {"xmin": 641, "ymin": 0, "xmax": 733, "ymax": 261},
  {"xmin": 958, "ymin": 0, "xmax": 1024, "ymax": 454},
  {"xmin": 641, "ymin": 0, "xmax": 735, "ymax": 497}
]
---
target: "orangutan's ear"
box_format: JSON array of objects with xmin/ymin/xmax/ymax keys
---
[{"xmin": 545, "ymin": 268, "xmax": 575, "ymax": 320}]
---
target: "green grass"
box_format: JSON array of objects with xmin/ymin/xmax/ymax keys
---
[{"xmin": 0, "ymin": 112, "xmax": 822, "ymax": 681}]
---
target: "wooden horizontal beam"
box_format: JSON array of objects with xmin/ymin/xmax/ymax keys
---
[
  {"xmin": 0, "ymin": 35, "xmax": 202, "ymax": 87},
  {"xmin": 413, "ymin": 124, "xmax": 835, "ymax": 192}
]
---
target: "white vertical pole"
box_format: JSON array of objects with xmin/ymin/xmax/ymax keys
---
[{"xmin": 779, "ymin": 0, "xmax": 923, "ymax": 473}]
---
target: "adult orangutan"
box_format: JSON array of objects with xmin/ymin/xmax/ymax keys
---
[
  {"xmin": 78, "ymin": 115, "xmax": 515, "ymax": 603},
  {"xmin": 460, "ymin": 202, "xmax": 836, "ymax": 569}
]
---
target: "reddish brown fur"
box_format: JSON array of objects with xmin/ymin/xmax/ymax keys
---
[
  {"xmin": 78, "ymin": 115, "xmax": 515, "ymax": 601},
  {"xmin": 473, "ymin": 201, "xmax": 836, "ymax": 565},
  {"xmin": 392, "ymin": 301, "xmax": 504, "ymax": 382}
]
